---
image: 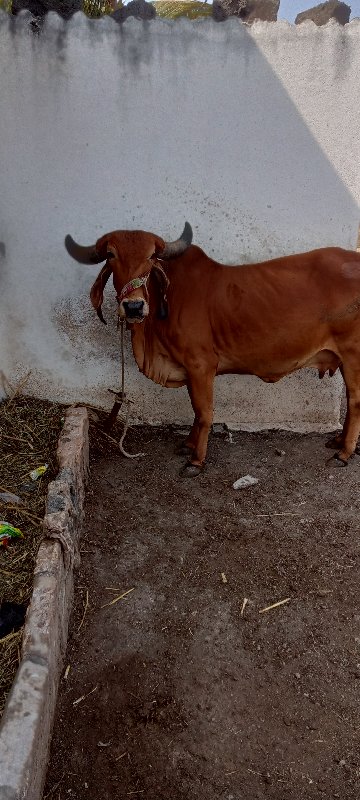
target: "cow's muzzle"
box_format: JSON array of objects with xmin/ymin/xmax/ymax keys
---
[{"xmin": 122, "ymin": 299, "xmax": 146, "ymax": 322}]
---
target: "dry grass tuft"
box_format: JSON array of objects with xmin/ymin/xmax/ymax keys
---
[{"xmin": 0, "ymin": 395, "xmax": 64, "ymax": 716}]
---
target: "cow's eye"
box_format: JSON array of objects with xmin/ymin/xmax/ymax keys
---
[{"xmin": 107, "ymin": 251, "xmax": 115, "ymax": 260}]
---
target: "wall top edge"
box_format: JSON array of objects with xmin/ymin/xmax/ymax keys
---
[{"xmin": 1, "ymin": 9, "xmax": 360, "ymax": 34}]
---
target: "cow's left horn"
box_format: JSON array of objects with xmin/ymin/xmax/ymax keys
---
[
  {"xmin": 159, "ymin": 222, "xmax": 193, "ymax": 259},
  {"xmin": 64, "ymin": 235, "xmax": 104, "ymax": 265}
]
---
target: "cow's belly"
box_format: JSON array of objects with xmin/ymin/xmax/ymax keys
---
[{"xmin": 217, "ymin": 348, "xmax": 341, "ymax": 383}]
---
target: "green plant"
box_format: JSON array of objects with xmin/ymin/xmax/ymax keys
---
[
  {"xmin": 83, "ymin": 0, "xmax": 116, "ymax": 16},
  {"xmin": 153, "ymin": 1, "xmax": 212, "ymax": 18},
  {"xmin": 0, "ymin": 0, "xmax": 13, "ymax": 11}
]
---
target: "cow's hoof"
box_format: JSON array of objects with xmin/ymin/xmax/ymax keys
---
[
  {"xmin": 325, "ymin": 434, "xmax": 343, "ymax": 449},
  {"xmin": 333, "ymin": 452, "xmax": 348, "ymax": 467},
  {"xmin": 181, "ymin": 463, "xmax": 203, "ymax": 478},
  {"xmin": 175, "ymin": 444, "xmax": 194, "ymax": 456}
]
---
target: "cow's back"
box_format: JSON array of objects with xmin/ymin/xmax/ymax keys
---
[{"xmin": 161, "ymin": 245, "xmax": 360, "ymax": 380}]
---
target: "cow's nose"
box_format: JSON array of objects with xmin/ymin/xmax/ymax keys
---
[{"xmin": 123, "ymin": 299, "xmax": 144, "ymax": 318}]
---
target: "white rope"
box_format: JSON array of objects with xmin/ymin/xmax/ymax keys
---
[{"xmin": 117, "ymin": 320, "xmax": 145, "ymax": 460}]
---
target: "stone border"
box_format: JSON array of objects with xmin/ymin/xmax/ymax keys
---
[{"xmin": 0, "ymin": 406, "xmax": 89, "ymax": 800}]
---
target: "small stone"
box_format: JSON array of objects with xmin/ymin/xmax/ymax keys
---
[
  {"xmin": 295, "ymin": 672, "xmax": 301, "ymax": 679},
  {"xmin": 295, "ymin": 0, "xmax": 351, "ymax": 26},
  {"xmin": 233, "ymin": 475, "xmax": 259, "ymax": 490},
  {"xmin": 275, "ymin": 448, "xmax": 286, "ymax": 456},
  {"xmin": 20, "ymin": 481, "xmax": 37, "ymax": 494},
  {"xmin": 213, "ymin": 0, "xmax": 279, "ymax": 22},
  {"xmin": 112, "ymin": 0, "xmax": 156, "ymax": 22},
  {"xmin": 12, "ymin": 0, "xmax": 81, "ymax": 18},
  {"xmin": 213, "ymin": 423, "xmax": 226, "ymax": 436}
]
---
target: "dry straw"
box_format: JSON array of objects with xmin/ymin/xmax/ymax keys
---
[{"xmin": 0, "ymin": 394, "xmax": 64, "ymax": 716}]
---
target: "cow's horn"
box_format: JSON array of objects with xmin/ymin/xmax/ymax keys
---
[
  {"xmin": 159, "ymin": 222, "xmax": 193, "ymax": 259},
  {"xmin": 64, "ymin": 235, "xmax": 104, "ymax": 265}
]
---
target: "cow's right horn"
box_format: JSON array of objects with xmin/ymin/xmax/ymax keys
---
[
  {"xmin": 159, "ymin": 222, "xmax": 193, "ymax": 259},
  {"xmin": 64, "ymin": 235, "xmax": 104, "ymax": 265}
]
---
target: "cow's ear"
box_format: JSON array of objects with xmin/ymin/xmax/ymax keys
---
[
  {"xmin": 153, "ymin": 236, "xmax": 166, "ymax": 256},
  {"xmin": 152, "ymin": 263, "xmax": 170, "ymax": 320},
  {"xmin": 90, "ymin": 263, "xmax": 113, "ymax": 325},
  {"xmin": 94, "ymin": 234, "xmax": 114, "ymax": 263}
]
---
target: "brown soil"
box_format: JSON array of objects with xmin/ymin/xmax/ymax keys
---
[{"xmin": 44, "ymin": 424, "xmax": 360, "ymax": 800}]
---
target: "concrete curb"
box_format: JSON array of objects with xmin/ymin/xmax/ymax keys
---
[{"xmin": 0, "ymin": 406, "xmax": 89, "ymax": 800}]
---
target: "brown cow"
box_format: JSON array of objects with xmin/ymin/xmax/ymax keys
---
[{"xmin": 65, "ymin": 224, "xmax": 360, "ymax": 476}]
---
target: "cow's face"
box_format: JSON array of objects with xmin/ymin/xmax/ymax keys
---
[
  {"xmin": 64, "ymin": 224, "xmax": 192, "ymax": 326},
  {"xmin": 100, "ymin": 231, "xmax": 163, "ymax": 323}
]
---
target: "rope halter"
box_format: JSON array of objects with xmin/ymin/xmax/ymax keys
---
[
  {"xmin": 117, "ymin": 272, "xmax": 151, "ymax": 305},
  {"xmin": 117, "ymin": 258, "xmax": 170, "ymax": 308}
]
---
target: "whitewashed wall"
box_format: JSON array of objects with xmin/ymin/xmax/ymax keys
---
[{"xmin": 1, "ymin": 13, "xmax": 359, "ymax": 429}]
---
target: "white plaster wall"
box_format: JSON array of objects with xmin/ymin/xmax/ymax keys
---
[{"xmin": 1, "ymin": 13, "xmax": 359, "ymax": 428}]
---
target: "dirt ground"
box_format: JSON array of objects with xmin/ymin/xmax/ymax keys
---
[{"xmin": 44, "ymin": 423, "xmax": 360, "ymax": 800}]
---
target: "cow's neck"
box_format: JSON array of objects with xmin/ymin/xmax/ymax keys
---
[
  {"xmin": 129, "ymin": 276, "xmax": 163, "ymax": 376},
  {"xmin": 130, "ymin": 315, "xmax": 176, "ymax": 387},
  {"xmin": 130, "ymin": 321, "xmax": 146, "ymax": 373}
]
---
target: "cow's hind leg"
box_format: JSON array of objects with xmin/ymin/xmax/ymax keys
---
[
  {"xmin": 326, "ymin": 366, "xmax": 346, "ymax": 450},
  {"xmin": 181, "ymin": 371, "xmax": 214, "ymax": 477},
  {"xmin": 333, "ymin": 363, "xmax": 360, "ymax": 465}
]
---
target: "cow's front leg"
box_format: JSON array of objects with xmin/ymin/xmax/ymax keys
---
[
  {"xmin": 175, "ymin": 381, "xmax": 201, "ymax": 455},
  {"xmin": 182, "ymin": 371, "xmax": 214, "ymax": 477},
  {"xmin": 175, "ymin": 413, "xmax": 199, "ymax": 456}
]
